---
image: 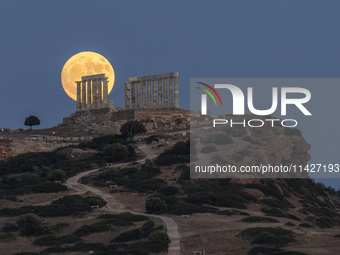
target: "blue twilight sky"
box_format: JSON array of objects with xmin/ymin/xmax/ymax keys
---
[{"xmin": 1, "ymin": 0, "xmax": 340, "ymax": 188}]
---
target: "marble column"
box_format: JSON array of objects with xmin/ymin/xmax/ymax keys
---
[
  {"xmin": 87, "ymin": 80, "xmax": 92, "ymax": 110},
  {"xmin": 131, "ymin": 82, "xmax": 136, "ymax": 108},
  {"xmin": 98, "ymin": 79, "xmax": 102, "ymax": 108},
  {"xmin": 169, "ymin": 77, "xmax": 174, "ymax": 108},
  {"xmin": 137, "ymin": 81, "xmax": 141, "ymax": 108},
  {"xmin": 103, "ymin": 77, "xmax": 108, "ymax": 106},
  {"xmin": 92, "ymin": 79, "xmax": 98, "ymax": 109},
  {"xmin": 81, "ymin": 80, "xmax": 86, "ymax": 111},
  {"xmin": 152, "ymin": 79, "xmax": 157, "ymax": 109},
  {"xmin": 125, "ymin": 81, "xmax": 131, "ymax": 109},
  {"xmin": 147, "ymin": 80, "xmax": 151, "ymax": 109},
  {"xmin": 174, "ymin": 75, "xmax": 179, "ymax": 108},
  {"xmin": 142, "ymin": 81, "xmax": 146, "ymax": 108},
  {"xmin": 163, "ymin": 77, "xmax": 168, "ymax": 108},
  {"xmin": 76, "ymin": 81, "xmax": 81, "ymax": 111},
  {"xmin": 158, "ymin": 78, "xmax": 163, "ymax": 108}
]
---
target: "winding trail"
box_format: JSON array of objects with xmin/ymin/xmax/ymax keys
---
[{"xmin": 65, "ymin": 150, "xmax": 181, "ymax": 255}]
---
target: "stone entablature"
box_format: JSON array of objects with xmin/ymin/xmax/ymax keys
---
[
  {"xmin": 76, "ymin": 73, "xmax": 113, "ymax": 112},
  {"xmin": 125, "ymin": 72, "xmax": 179, "ymax": 109}
]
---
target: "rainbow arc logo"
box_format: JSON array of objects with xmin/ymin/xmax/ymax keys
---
[{"xmin": 196, "ymin": 82, "xmax": 222, "ymax": 106}]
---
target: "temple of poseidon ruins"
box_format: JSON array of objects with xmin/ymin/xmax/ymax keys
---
[{"xmin": 60, "ymin": 72, "xmax": 189, "ymax": 134}]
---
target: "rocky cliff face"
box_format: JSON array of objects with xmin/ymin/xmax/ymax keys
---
[{"xmin": 191, "ymin": 114, "xmax": 311, "ymax": 179}]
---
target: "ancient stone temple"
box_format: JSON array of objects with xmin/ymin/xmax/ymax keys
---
[
  {"xmin": 124, "ymin": 72, "xmax": 180, "ymax": 109},
  {"xmin": 76, "ymin": 73, "xmax": 113, "ymax": 112}
]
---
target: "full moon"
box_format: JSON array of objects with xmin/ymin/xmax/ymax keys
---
[{"xmin": 61, "ymin": 51, "xmax": 115, "ymax": 101}]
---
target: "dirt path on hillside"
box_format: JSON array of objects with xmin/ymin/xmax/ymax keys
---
[{"xmin": 65, "ymin": 145, "xmax": 181, "ymax": 255}]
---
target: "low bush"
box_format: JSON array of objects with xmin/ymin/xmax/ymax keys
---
[
  {"xmin": 215, "ymin": 210, "xmax": 249, "ymax": 216},
  {"xmin": 148, "ymin": 230, "xmax": 170, "ymax": 249},
  {"xmin": 201, "ymin": 144, "xmax": 217, "ymax": 154},
  {"xmin": 262, "ymin": 207, "xmax": 300, "ymax": 221},
  {"xmin": 155, "ymin": 140, "xmax": 190, "ymax": 166},
  {"xmin": 111, "ymin": 228, "xmax": 142, "ymax": 242},
  {"xmin": 98, "ymin": 212, "xmax": 146, "ymax": 221},
  {"xmin": 0, "ymin": 232, "xmax": 15, "ymax": 241},
  {"xmin": 299, "ymin": 223, "xmax": 313, "ymax": 228},
  {"xmin": 261, "ymin": 198, "xmax": 295, "ymax": 211},
  {"xmin": 102, "ymin": 143, "xmax": 129, "ymax": 162},
  {"xmin": 239, "ymin": 227, "xmax": 296, "ymax": 247},
  {"xmin": 145, "ymin": 197, "xmax": 167, "ymax": 214},
  {"xmin": 0, "ymin": 195, "xmax": 106, "ymax": 217},
  {"xmin": 305, "ymin": 216, "xmax": 335, "ymax": 228},
  {"xmin": 158, "ymin": 186, "xmax": 179, "ymax": 196},
  {"xmin": 24, "ymin": 181, "xmax": 67, "ymax": 193},
  {"xmin": 247, "ymin": 246, "xmax": 307, "ymax": 255},
  {"xmin": 78, "ymin": 134, "xmax": 125, "ymax": 151},
  {"xmin": 73, "ymin": 222, "xmax": 111, "ymax": 237},
  {"xmin": 242, "ymin": 216, "xmax": 279, "ymax": 223},
  {"xmin": 33, "ymin": 235, "xmax": 81, "ymax": 246},
  {"xmin": 16, "ymin": 213, "xmax": 43, "ymax": 236},
  {"xmin": 1, "ymin": 223, "xmax": 19, "ymax": 232}
]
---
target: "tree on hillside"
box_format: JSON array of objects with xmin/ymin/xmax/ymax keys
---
[
  {"xmin": 102, "ymin": 143, "xmax": 129, "ymax": 162},
  {"xmin": 120, "ymin": 120, "xmax": 146, "ymax": 141},
  {"xmin": 16, "ymin": 213, "xmax": 43, "ymax": 236},
  {"xmin": 24, "ymin": 115, "xmax": 40, "ymax": 130}
]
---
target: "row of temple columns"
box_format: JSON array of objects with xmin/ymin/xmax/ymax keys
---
[
  {"xmin": 125, "ymin": 72, "xmax": 179, "ymax": 109},
  {"xmin": 76, "ymin": 74, "xmax": 109, "ymax": 112}
]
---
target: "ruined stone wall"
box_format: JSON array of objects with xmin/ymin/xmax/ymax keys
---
[
  {"xmin": 59, "ymin": 109, "xmax": 190, "ymax": 135},
  {"xmin": 0, "ymin": 136, "xmax": 88, "ymax": 161}
]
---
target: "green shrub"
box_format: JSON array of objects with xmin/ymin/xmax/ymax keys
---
[
  {"xmin": 241, "ymin": 135, "xmax": 264, "ymax": 146},
  {"xmin": 111, "ymin": 228, "xmax": 142, "ymax": 242},
  {"xmin": 33, "ymin": 235, "xmax": 82, "ymax": 246},
  {"xmin": 285, "ymin": 222, "xmax": 295, "ymax": 227},
  {"xmin": 299, "ymin": 223, "xmax": 313, "ymax": 228},
  {"xmin": 148, "ymin": 230, "xmax": 170, "ymax": 249},
  {"xmin": 6, "ymin": 173, "xmax": 39, "ymax": 187},
  {"xmin": 16, "ymin": 213, "xmax": 43, "ymax": 236},
  {"xmin": 102, "ymin": 143, "xmax": 129, "ymax": 162},
  {"xmin": 201, "ymin": 144, "xmax": 217, "ymax": 154},
  {"xmin": 239, "ymin": 227, "xmax": 296, "ymax": 246},
  {"xmin": 242, "ymin": 216, "xmax": 279, "ymax": 223},
  {"xmin": 141, "ymin": 220, "xmax": 155, "ymax": 237},
  {"xmin": 155, "ymin": 140, "xmax": 190, "ymax": 166},
  {"xmin": 251, "ymin": 231, "xmax": 275, "ymax": 244},
  {"xmin": 305, "ymin": 216, "xmax": 335, "ymax": 228},
  {"xmin": 1, "ymin": 223, "xmax": 19, "ymax": 232},
  {"xmin": 0, "ymin": 195, "xmax": 106, "ymax": 217},
  {"xmin": 120, "ymin": 120, "xmax": 146, "ymax": 141},
  {"xmin": 0, "ymin": 232, "xmax": 15, "ymax": 241},
  {"xmin": 207, "ymin": 134, "xmax": 233, "ymax": 145},
  {"xmin": 24, "ymin": 181, "xmax": 67, "ymax": 193},
  {"xmin": 261, "ymin": 198, "xmax": 295, "ymax": 211},
  {"xmin": 13, "ymin": 253, "xmax": 39, "ymax": 255},
  {"xmin": 73, "ymin": 223, "xmax": 111, "ymax": 237},
  {"xmin": 262, "ymin": 207, "xmax": 300, "ymax": 221},
  {"xmin": 47, "ymin": 223, "xmax": 69, "ymax": 234},
  {"xmin": 158, "ymin": 186, "xmax": 179, "ymax": 196},
  {"xmin": 47, "ymin": 169, "xmax": 66, "ymax": 181},
  {"xmin": 247, "ymin": 246, "xmax": 307, "ymax": 255},
  {"xmin": 145, "ymin": 197, "xmax": 167, "ymax": 214},
  {"xmin": 215, "ymin": 210, "xmax": 249, "ymax": 216},
  {"xmin": 78, "ymin": 134, "xmax": 125, "ymax": 150}
]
